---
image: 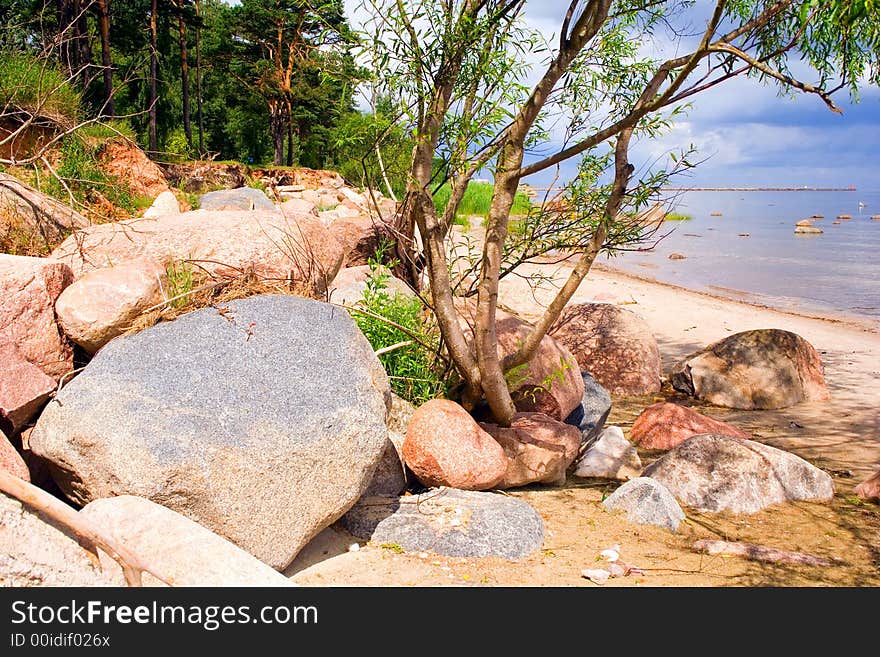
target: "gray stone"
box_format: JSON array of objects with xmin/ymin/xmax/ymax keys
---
[
  {"xmin": 199, "ymin": 186, "xmax": 276, "ymax": 212},
  {"xmin": 30, "ymin": 294, "xmax": 391, "ymax": 570},
  {"xmin": 602, "ymin": 477, "xmax": 685, "ymax": 532},
  {"xmin": 572, "ymin": 426, "xmax": 641, "ymax": 480},
  {"xmin": 564, "ymin": 370, "xmax": 612, "ymax": 444},
  {"xmin": 0, "ymin": 491, "xmax": 122, "ymax": 586},
  {"xmin": 340, "ymin": 488, "xmax": 545, "ymax": 559},
  {"xmin": 80, "ymin": 496, "xmax": 293, "ymax": 586},
  {"xmin": 643, "ymin": 434, "xmax": 834, "ymax": 514},
  {"xmin": 361, "ymin": 394, "xmax": 416, "ymax": 497}
]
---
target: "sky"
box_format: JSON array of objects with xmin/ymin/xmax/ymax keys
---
[{"xmin": 343, "ymin": 0, "xmax": 880, "ymax": 191}]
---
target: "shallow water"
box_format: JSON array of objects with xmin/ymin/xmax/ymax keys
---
[{"xmin": 603, "ymin": 189, "xmax": 880, "ymax": 325}]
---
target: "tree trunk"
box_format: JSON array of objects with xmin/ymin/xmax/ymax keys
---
[
  {"xmin": 286, "ymin": 111, "xmax": 294, "ymax": 167},
  {"xmin": 148, "ymin": 0, "xmax": 158, "ymax": 155},
  {"xmin": 95, "ymin": 0, "xmax": 114, "ymax": 116},
  {"xmin": 195, "ymin": 0, "xmax": 204, "ymax": 154},
  {"xmin": 74, "ymin": 0, "xmax": 91, "ymax": 88},
  {"xmin": 176, "ymin": 1, "xmax": 192, "ymax": 147},
  {"xmin": 269, "ymin": 101, "xmax": 286, "ymax": 166}
]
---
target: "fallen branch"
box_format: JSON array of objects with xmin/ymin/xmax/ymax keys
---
[
  {"xmin": 0, "ymin": 470, "xmax": 174, "ymax": 586},
  {"xmin": 693, "ymin": 539, "xmax": 834, "ymax": 567},
  {"xmin": 374, "ymin": 340, "xmax": 414, "ymax": 357}
]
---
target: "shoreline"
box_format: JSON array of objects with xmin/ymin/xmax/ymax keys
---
[{"xmin": 591, "ymin": 261, "xmax": 880, "ymax": 334}]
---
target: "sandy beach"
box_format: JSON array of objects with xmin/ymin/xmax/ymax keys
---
[{"xmin": 288, "ymin": 260, "xmax": 880, "ymax": 587}]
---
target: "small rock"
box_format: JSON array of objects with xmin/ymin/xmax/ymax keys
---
[
  {"xmin": 480, "ymin": 412, "xmax": 582, "ymax": 488},
  {"xmin": 0, "ymin": 341, "xmax": 56, "ymax": 435},
  {"xmin": 739, "ymin": 233, "xmax": 749, "ymax": 237},
  {"xmin": 563, "ymin": 371, "xmax": 612, "ymax": 445},
  {"xmin": 643, "ymin": 434, "xmax": 834, "ymax": 513},
  {"xmin": 630, "ymin": 402, "xmax": 750, "ymax": 450},
  {"xmin": 836, "ymin": 214, "xmax": 851, "ymax": 220},
  {"xmin": 668, "ymin": 252, "xmax": 686, "ymax": 260},
  {"xmin": 0, "ymin": 429, "xmax": 29, "ymax": 481},
  {"xmin": 142, "ymin": 191, "xmax": 181, "ymax": 218},
  {"xmin": 795, "ymin": 226, "xmax": 823, "ymax": 234},
  {"xmin": 199, "ymin": 186, "xmax": 276, "ymax": 212},
  {"xmin": 854, "ymin": 469, "xmax": 880, "ymax": 502},
  {"xmin": 54, "ymin": 258, "xmax": 167, "ymax": 354},
  {"xmin": 833, "ymin": 221, "xmax": 841, "ymax": 225},
  {"xmin": 811, "ymin": 214, "xmax": 824, "ymax": 218},
  {"xmin": 80, "ymin": 496, "xmax": 293, "ymax": 586},
  {"xmin": 602, "ymin": 477, "xmax": 685, "ymax": 531},
  {"xmin": 339, "ymin": 488, "xmax": 545, "ymax": 560},
  {"xmin": 795, "ymin": 218, "xmax": 814, "ymax": 227},
  {"xmin": 572, "ymin": 426, "xmax": 641, "ymax": 480},
  {"xmin": 329, "ymin": 264, "xmax": 415, "ymax": 307},
  {"xmin": 710, "ymin": 212, "xmax": 722, "ymax": 217},
  {"xmin": 279, "ymin": 197, "xmax": 319, "ymax": 217},
  {"xmin": 402, "ymin": 399, "xmax": 507, "ymax": 491}
]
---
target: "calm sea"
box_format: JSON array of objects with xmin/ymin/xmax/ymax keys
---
[{"xmin": 601, "ymin": 189, "xmax": 880, "ymax": 327}]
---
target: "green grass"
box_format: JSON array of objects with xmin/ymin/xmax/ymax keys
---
[
  {"xmin": 665, "ymin": 212, "xmax": 692, "ymax": 221},
  {"xmin": 433, "ymin": 181, "xmax": 532, "ymax": 221},
  {"xmin": 0, "ymin": 53, "xmax": 81, "ymax": 121},
  {"xmin": 165, "ymin": 260, "xmax": 196, "ymax": 309}
]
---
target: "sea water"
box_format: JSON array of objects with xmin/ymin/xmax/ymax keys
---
[{"xmin": 601, "ymin": 189, "xmax": 880, "ymax": 326}]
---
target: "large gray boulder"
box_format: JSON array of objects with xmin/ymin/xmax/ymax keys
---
[
  {"xmin": 340, "ymin": 488, "xmax": 545, "ymax": 559},
  {"xmin": 602, "ymin": 477, "xmax": 685, "ymax": 532},
  {"xmin": 643, "ymin": 434, "xmax": 834, "ymax": 514},
  {"xmin": 0, "ymin": 491, "xmax": 122, "ymax": 586},
  {"xmin": 80, "ymin": 496, "xmax": 294, "ymax": 586},
  {"xmin": 30, "ymin": 294, "xmax": 391, "ymax": 570},
  {"xmin": 199, "ymin": 186, "xmax": 276, "ymax": 212}
]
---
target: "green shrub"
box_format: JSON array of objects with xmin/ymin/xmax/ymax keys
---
[
  {"xmin": 433, "ymin": 181, "xmax": 532, "ymax": 220},
  {"xmin": 351, "ymin": 251, "xmax": 446, "ymax": 406},
  {"xmin": 0, "ymin": 53, "xmax": 81, "ymax": 121},
  {"xmin": 164, "ymin": 260, "xmax": 196, "ymax": 309}
]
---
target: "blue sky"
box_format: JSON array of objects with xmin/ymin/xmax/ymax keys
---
[{"xmin": 344, "ymin": 0, "xmax": 880, "ymax": 191}]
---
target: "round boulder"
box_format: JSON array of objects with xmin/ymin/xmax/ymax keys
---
[
  {"xmin": 549, "ymin": 303, "xmax": 661, "ymax": 396},
  {"xmin": 643, "ymin": 434, "xmax": 834, "ymax": 514},
  {"xmin": 670, "ymin": 329, "xmax": 830, "ymax": 409},
  {"xmin": 402, "ymin": 399, "xmax": 507, "ymax": 491},
  {"xmin": 29, "ymin": 294, "xmax": 391, "ymax": 570},
  {"xmin": 631, "ymin": 402, "xmax": 750, "ymax": 450}
]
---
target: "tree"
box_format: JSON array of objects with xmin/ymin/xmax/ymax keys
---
[
  {"xmin": 229, "ymin": 0, "xmax": 352, "ymax": 165},
  {"xmin": 358, "ymin": 0, "xmax": 880, "ymax": 425}
]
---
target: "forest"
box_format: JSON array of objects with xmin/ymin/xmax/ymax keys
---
[{"xmin": 0, "ymin": 0, "xmax": 411, "ymax": 190}]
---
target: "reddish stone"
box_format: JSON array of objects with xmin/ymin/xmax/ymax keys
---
[
  {"xmin": 481, "ymin": 412, "xmax": 582, "ymax": 488},
  {"xmin": 549, "ymin": 303, "xmax": 661, "ymax": 396},
  {"xmin": 327, "ymin": 216, "xmax": 394, "ymax": 267},
  {"xmin": 0, "ymin": 254, "xmax": 73, "ymax": 379},
  {"xmin": 0, "ymin": 429, "xmax": 29, "ymax": 481},
  {"xmin": 670, "ymin": 329, "xmax": 830, "ymax": 409},
  {"xmin": 631, "ymin": 402, "xmax": 750, "ymax": 450},
  {"xmin": 402, "ymin": 399, "xmax": 507, "ymax": 490},
  {"xmin": 0, "ymin": 341, "xmax": 56, "ymax": 435},
  {"xmin": 97, "ymin": 138, "xmax": 170, "ymax": 198},
  {"xmin": 855, "ymin": 469, "xmax": 880, "ymax": 502}
]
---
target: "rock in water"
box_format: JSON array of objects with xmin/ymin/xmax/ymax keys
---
[
  {"xmin": 670, "ymin": 329, "xmax": 829, "ymax": 409},
  {"xmin": 340, "ymin": 488, "xmax": 545, "ymax": 559},
  {"xmin": 480, "ymin": 412, "xmax": 582, "ymax": 488},
  {"xmin": 0, "ymin": 491, "xmax": 122, "ymax": 586},
  {"xmin": 630, "ymin": 402, "xmax": 750, "ymax": 450},
  {"xmin": 643, "ymin": 434, "xmax": 834, "ymax": 513},
  {"xmin": 602, "ymin": 477, "xmax": 685, "ymax": 532},
  {"xmin": 80, "ymin": 496, "xmax": 293, "ymax": 586},
  {"xmin": 0, "ymin": 254, "xmax": 73, "ymax": 380},
  {"xmin": 549, "ymin": 303, "xmax": 661, "ymax": 396},
  {"xmin": 855, "ymin": 469, "xmax": 880, "ymax": 502},
  {"xmin": 199, "ymin": 187, "xmax": 276, "ymax": 212},
  {"xmin": 402, "ymin": 399, "xmax": 507, "ymax": 491},
  {"xmin": 794, "ymin": 226, "xmax": 823, "ymax": 234},
  {"xmin": 572, "ymin": 426, "xmax": 641, "ymax": 480},
  {"xmin": 29, "ymin": 295, "xmax": 391, "ymax": 570},
  {"xmin": 564, "ymin": 371, "xmax": 612, "ymax": 444}
]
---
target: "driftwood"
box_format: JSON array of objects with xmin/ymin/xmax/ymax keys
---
[
  {"xmin": 693, "ymin": 539, "xmax": 833, "ymax": 567},
  {"xmin": 0, "ymin": 469, "xmax": 174, "ymax": 586}
]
